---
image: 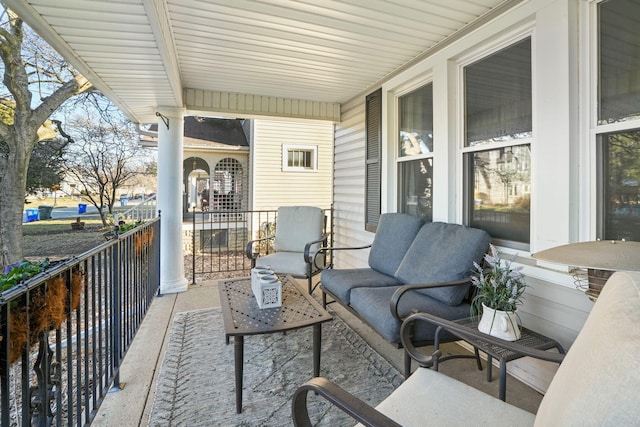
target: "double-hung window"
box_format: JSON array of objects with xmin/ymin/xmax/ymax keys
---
[
  {"xmin": 398, "ymin": 83, "xmax": 434, "ymax": 221},
  {"xmin": 463, "ymin": 37, "xmax": 532, "ymax": 249},
  {"xmin": 596, "ymin": 0, "xmax": 640, "ymax": 241}
]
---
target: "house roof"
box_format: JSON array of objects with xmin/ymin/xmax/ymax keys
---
[
  {"xmin": 4, "ymin": 0, "xmax": 522, "ymax": 124},
  {"xmin": 141, "ymin": 116, "xmax": 249, "ymax": 151}
]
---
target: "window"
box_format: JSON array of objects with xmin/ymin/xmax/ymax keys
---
[
  {"xmin": 463, "ymin": 37, "xmax": 532, "ymax": 248},
  {"xmin": 597, "ymin": 0, "xmax": 640, "ymax": 240},
  {"xmin": 282, "ymin": 145, "xmax": 317, "ymax": 171},
  {"xmin": 599, "ymin": 130, "xmax": 640, "ymax": 240},
  {"xmin": 398, "ymin": 83, "xmax": 433, "ymax": 221}
]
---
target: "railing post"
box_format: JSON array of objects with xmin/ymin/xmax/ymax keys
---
[
  {"xmin": 110, "ymin": 226, "xmax": 122, "ymax": 392},
  {"xmin": 0, "ymin": 302, "xmax": 9, "ymax": 427},
  {"xmin": 157, "ymin": 210, "xmax": 163, "ymax": 297},
  {"xmin": 192, "ymin": 210, "xmax": 196, "ymax": 286}
]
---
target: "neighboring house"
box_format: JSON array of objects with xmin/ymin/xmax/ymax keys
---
[
  {"xmin": 250, "ymin": 119, "xmax": 333, "ymax": 212},
  {"xmin": 141, "ymin": 116, "xmax": 333, "ymax": 215},
  {"xmin": 141, "ymin": 116, "xmax": 251, "ymax": 215},
  {"xmin": 141, "ymin": 116, "xmax": 333, "ymax": 254}
]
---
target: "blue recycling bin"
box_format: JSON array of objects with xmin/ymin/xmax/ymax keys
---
[
  {"xmin": 25, "ymin": 208, "xmax": 39, "ymax": 222},
  {"xmin": 78, "ymin": 203, "xmax": 87, "ymax": 214}
]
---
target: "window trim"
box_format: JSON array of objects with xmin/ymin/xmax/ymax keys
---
[
  {"xmin": 282, "ymin": 144, "xmax": 318, "ymax": 172},
  {"xmin": 459, "ymin": 33, "xmax": 534, "ymax": 250},
  {"xmin": 395, "ymin": 80, "xmax": 435, "ymax": 220},
  {"xmin": 592, "ymin": 0, "xmax": 640, "ymax": 239}
]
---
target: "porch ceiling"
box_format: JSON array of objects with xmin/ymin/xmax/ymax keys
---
[{"xmin": 5, "ymin": 0, "xmax": 521, "ymax": 124}]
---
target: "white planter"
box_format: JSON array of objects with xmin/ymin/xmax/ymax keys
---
[
  {"xmin": 477, "ymin": 303, "xmax": 521, "ymax": 341},
  {"xmin": 250, "ymin": 266, "xmax": 282, "ymax": 309}
]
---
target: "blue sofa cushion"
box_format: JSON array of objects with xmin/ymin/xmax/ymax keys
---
[
  {"xmin": 321, "ymin": 268, "xmax": 400, "ymax": 305},
  {"xmin": 394, "ymin": 222, "xmax": 491, "ymax": 306},
  {"xmin": 350, "ymin": 286, "xmax": 472, "ymax": 344},
  {"xmin": 368, "ymin": 213, "xmax": 424, "ymax": 277}
]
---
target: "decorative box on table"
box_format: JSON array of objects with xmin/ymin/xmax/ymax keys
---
[{"xmin": 251, "ymin": 266, "xmax": 282, "ymax": 309}]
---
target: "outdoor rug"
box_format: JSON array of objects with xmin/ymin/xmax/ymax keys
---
[{"xmin": 148, "ymin": 308, "xmax": 403, "ymax": 426}]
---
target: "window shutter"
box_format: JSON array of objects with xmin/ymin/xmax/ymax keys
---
[{"xmin": 365, "ymin": 89, "xmax": 382, "ymax": 232}]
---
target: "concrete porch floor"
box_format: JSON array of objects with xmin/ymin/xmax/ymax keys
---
[{"xmin": 91, "ymin": 278, "xmax": 545, "ymax": 426}]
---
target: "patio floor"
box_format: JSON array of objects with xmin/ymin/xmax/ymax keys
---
[{"xmin": 91, "ymin": 278, "xmax": 545, "ymax": 426}]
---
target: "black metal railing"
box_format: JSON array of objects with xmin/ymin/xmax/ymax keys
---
[
  {"xmin": 189, "ymin": 207, "xmax": 333, "ymax": 283},
  {"xmin": 0, "ymin": 217, "xmax": 160, "ymax": 427}
]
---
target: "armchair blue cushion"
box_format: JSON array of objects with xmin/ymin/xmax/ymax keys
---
[
  {"xmin": 367, "ymin": 213, "xmax": 424, "ymax": 277},
  {"xmin": 394, "ymin": 222, "xmax": 491, "ymax": 306},
  {"xmin": 321, "ymin": 268, "xmax": 400, "ymax": 305},
  {"xmin": 350, "ymin": 285, "xmax": 472, "ymax": 344},
  {"xmin": 320, "ymin": 213, "xmax": 422, "ymax": 304}
]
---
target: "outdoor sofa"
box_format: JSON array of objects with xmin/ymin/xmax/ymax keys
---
[
  {"xmin": 292, "ymin": 270, "xmax": 640, "ymax": 426},
  {"xmin": 317, "ymin": 213, "xmax": 491, "ymax": 376}
]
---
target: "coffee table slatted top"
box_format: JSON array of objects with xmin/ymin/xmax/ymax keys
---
[{"xmin": 219, "ymin": 275, "xmax": 332, "ymax": 336}]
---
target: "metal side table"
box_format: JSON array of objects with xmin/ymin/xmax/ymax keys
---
[{"xmin": 434, "ymin": 317, "xmax": 565, "ymax": 401}]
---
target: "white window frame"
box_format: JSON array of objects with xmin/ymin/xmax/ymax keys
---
[
  {"xmin": 282, "ymin": 144, "xmax": 318, "ymax": 172},
  {"xmin": 590, "ymin": 0, "xmax": 640, "ymax": 240},
  {"xmin": 395, "ymin": 80, "xmax": 435, "ymax": 219},
  {"xmin": 458, "ymin": 31, "xmax": 535, "ymax": 251}
]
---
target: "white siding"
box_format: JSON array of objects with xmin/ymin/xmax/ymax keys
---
[
  {"xmin": 333, "ymin": 101, "xmax": 374, "ymax": 269},
  {"xmin": 251, "ymin": 119, "xmax": 333, "ymax": 211}
]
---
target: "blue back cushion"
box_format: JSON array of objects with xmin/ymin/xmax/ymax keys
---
[
  {"xmin": 368, "ymin": 213, "xmax": 424, "ymax": 277},
  {"xmin": 394, "ymin": 222, "xmax": 491, "ymax": 306}
]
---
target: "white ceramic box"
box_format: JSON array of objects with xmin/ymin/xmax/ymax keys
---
[{"xmin": 251, "ymin": 266, "xmax": 282, "ymax": 309}]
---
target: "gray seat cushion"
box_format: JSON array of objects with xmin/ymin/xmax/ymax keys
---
[
  {"xmin": 368, "ymin": 213, "xmax": 424, "ymax": 277},
  {"xmin": 257, "ymin": 251, "xmax": 313, "ymax": 276},
  {"xmin": 321, "ymin": 268, "xmax": 400, "ymax": 305},
  {"xmin": 394, "ymin": 222, "xmax": 491, "ymax": 306},
  {"xmin": 350, "ymin": 286, "xmax": 471, "ymax": 344},
  {"xmin": 362, "ymin": 367, "xmax": 535, "ymax": 427}
]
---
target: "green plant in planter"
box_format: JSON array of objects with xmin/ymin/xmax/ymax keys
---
[
  {"xmin": 118, "ymin": 219, "xmax": 143, "ymax": 233},
  {"xmin": 103, "ymin": 215, "xmax": 145, "ymax": 240},
  {"xmin": 470, "ymin": 244, "xmax": 527, "ymax": 313},
  {"xmin": 1, "ymin": 258, "xmax": 50, "ymax": 293}
]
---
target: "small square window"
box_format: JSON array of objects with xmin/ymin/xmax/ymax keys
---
[{"xmin": 282, "ymin": 144, "xmax": 318, "ymax": 171}]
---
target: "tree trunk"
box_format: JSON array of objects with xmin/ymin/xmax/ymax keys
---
[{"xmin": 0, "ymin": 137, "xmax": 30, "ymax": 266}]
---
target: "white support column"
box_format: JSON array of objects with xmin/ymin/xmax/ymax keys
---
[{"xmin": 157, "ymin": 107, "xmax": 188, "ymax": 294}]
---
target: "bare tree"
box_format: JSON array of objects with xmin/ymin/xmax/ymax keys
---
[
  {"xmin": 64, "ymin": 105, "xmax": 151, "ymax": 226},
  {"xmin": 0, "ymin": 9, "xmax": 92, "ymax": 266}
]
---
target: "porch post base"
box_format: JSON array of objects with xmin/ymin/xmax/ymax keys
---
[{"xmin": 160, "ymin": 277, "xmax": 189, "ymax": 295}]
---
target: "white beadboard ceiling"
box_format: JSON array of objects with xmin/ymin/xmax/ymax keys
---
[{"xmin": 5, "ymin": 0, "xmax": 520, "ymax": 123}]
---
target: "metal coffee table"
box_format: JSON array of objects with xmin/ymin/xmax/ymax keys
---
[{"xmin": 218, "ymin": 274, "xmax": 333, "ymax": 413}]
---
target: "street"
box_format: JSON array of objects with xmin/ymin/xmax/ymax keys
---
[{"xmin": 23, "ymin": 200, "xmax": 142, "ymax": 222}]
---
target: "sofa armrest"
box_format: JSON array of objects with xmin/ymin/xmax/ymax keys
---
[
  {"xmin": 389, "ymin": 278, "xmax": 473, "ymax": 321},
  {"xmin": 292, "ymin": 377, "xmax": 402, "ymax": 427},
  {"xmin": 400, "ymin": 312, "xmax": 566, "ymax": 366},
  {"xmin": 312, "ymin": 243, "xmax": 373, "ymax": 271}
]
